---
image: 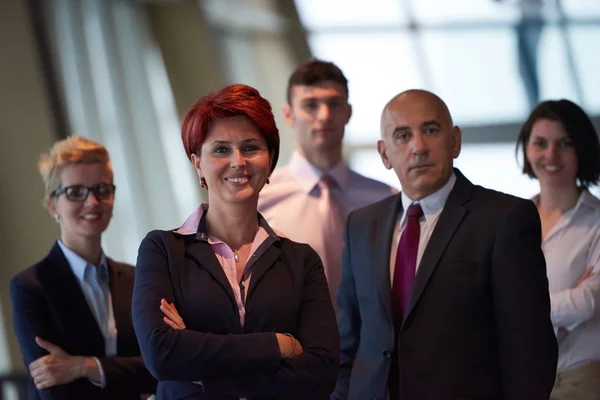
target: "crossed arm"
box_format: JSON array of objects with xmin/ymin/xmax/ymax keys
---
[
  {"xmin": 132, "ymin": 232, "xmax": 339, "ymax": 399},
  {"xmin": 10, "ymin": 276, "xmax": 156, "ymax": 399},
  {"xmin": 550, "ymin": 228, "xmax": 600, "ymax": 332}
]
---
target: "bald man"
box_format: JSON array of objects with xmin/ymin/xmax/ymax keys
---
[{"xmin": 332, "ymin": 90, "xmax": 557, "ymax": 400}]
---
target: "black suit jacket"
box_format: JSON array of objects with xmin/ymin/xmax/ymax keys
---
[
  {"xmin": 10, "ymin": 242, "xmax": 157, "ymax": 400},
  {"xmin": 333, "ymin": 170, "xmax": 558, "ymax": 400},
  {"xmin": 132, "ymin": 214, "xmax": 339, "ymax": 400}
]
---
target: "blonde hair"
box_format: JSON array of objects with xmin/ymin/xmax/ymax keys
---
[{"xmin": 39, "ymin": 136, "xmax": 112, "ymax": 201}]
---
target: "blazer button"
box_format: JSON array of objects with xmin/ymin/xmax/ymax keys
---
[{"xmin": 383, "ymin": 350, "xmax": 392, "ymax": 359}]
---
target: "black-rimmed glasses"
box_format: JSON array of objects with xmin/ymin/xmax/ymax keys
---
[{"xmin": 52, "ymin": 184, "xmax": 116, "ymax": 202}]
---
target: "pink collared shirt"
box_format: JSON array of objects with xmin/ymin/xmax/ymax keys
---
[
  {"xmin": 258, "ymin": 151, "xmax": 396, "ymax": 288},
  {"xmin": 175, "ymin": 205, "xmax": 270, "ymax": 327}
]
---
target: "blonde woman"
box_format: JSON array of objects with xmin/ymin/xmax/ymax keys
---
[{"xmin": 10, "ymin": 136, "xmax": 155, "ymax": 399}]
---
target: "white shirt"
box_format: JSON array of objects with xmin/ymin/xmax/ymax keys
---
[
  {"xmin": 535, "ymin": 189, "xmax": 600, "ymax": 372},
  {"xmin": 57, "ymin": 240, "xmax": 117, "ymax": 387},
  {"xmin": 259, "ymin": 151, "xmax": 396, "ymax": 278},
  {"xmin": 389, "ymin": 173, "xmax": 457, "ymax": 282}
]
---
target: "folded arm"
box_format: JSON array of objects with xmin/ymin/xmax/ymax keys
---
[
  {"xmin": 132, "ymin": 231, "xmax": 282, "ymax": 382},
  {"xmin": 10, "ymin": 275, "xmax": 105, "ymax": 400},
  {"xmin": 96, "ymin": 355, "xmax": 156, "ymax": 395},
  {"xmin": 550, "ymin": 229, "xmax": 600, "ymax": 330},
  {"xmin": 205, "ymin": 245, "xmax": 340, "ymax": 399}
]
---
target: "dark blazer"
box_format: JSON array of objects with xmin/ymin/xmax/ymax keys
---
[
  {"xmin": 132, "ymin": 214, "xmax": 339, "ymax": 400},
  {"xmin": 333, "ymin": 170, "xmax": 558, "ymax": 400},
  {"xmin": 10, "ymin": 242, "xmax": 157, "ymax": 400}
]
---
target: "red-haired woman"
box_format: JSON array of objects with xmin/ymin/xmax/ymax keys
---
[{"xmin": 132, "ymin": 84, "xmax": 339, "ymax": 400}]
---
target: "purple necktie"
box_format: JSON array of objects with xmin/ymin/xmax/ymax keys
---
[
  {"xmin": 391, "ymin": 203, "xmax": 423, "ymax": 327},
  {"xmin": 389, "ymin": 203, "xmax": 423, "ymax": 400}
]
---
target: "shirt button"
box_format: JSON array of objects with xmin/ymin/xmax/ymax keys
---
[{"xmin": 383, "ymin": 350, "xmax": 392, "ymax": 359}]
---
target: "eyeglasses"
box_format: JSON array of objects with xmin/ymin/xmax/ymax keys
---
[{"xmin": 52, "ymin": 184, "xmax": 116, "ymax": 202}]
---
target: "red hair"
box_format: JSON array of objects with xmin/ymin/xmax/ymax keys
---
[{"xmin": 181, "ymin": 84, "xmax": 280, "ymax": 173}]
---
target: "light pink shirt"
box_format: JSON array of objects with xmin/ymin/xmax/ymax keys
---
[
  {"xmin": 176, "ymin": 205, "xmax": 272, "ymax": 327},
  {"xmin": 258, "ymin": 151, "xmax": 396, "ymax": 287},
  {"xmin": 176, "ymin": 205, "xmax": 279, "ymax": 399}
]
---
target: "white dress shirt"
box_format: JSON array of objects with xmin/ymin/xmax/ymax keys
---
[
  {"xmin": 259, "ymin": 151, "xmax": 396, "ymax": 283},
  {"xmin": 535, "ymin": 189, "xmax": 600, "ymax": 372},
  {"xmin": 57, "ymin": 240, "xmax": 117, "ymax": 387},
  {"xmin": 389, "ymin": 173, "xmax": 457, "ymax": 282}
]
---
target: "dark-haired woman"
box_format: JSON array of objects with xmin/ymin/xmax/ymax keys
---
[{"xmin": 517, "ymin": 99, "xmax": 600, "ymax": 399}]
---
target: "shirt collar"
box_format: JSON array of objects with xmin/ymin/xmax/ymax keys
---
[
  {"xmin": 532, "ymin": 188, "xmax": 600, "ymax": 216},
  {"xmin": 401, "ymin": 172, "xmax": 457, "ymax": 218},
  {"xmin": 288, "ymin": 151, "xmax": 349, "ymax": 193},
  {"xmin": 174, "ymin": 203, "xmax": 283, "ymax": 241},
  {"xmin": 57, "ymin": 239, "xmax": 108, "ymax": 283},
  {"xmin": 577, "ymin": 189, "xmax": 600, "ymax": 212}
]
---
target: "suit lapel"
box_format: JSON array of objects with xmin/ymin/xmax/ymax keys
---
[
  {"xmin": 247, "ymin": 243, "xmax": 281, "ymax": 300},
  {"xmin": 402, "ymin": 171, "xmax": 472, "ymax": 327},
  {"xmin": 38, "ymin": 243, "xmax": 105, "ymax": 355},
  {"xmin": 376, "ymin": 195, "xmax": 404, "ymax": 325},
  {"xmin": 108, "ymin": 260, "xmax": 131, "ymax": 353},
  {"xmin": 186, "ymin": 240, "xmax": 238, "ymax": 307}
]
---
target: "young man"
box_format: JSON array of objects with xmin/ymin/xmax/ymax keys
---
[{"xmin": 258, "ymin": 60, "xmax": 395, "ymax": 310}]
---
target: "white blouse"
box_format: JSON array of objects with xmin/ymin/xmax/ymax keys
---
[{"xmin": 537, "ymin": 189, "xmax": 600, "ymax": 372}]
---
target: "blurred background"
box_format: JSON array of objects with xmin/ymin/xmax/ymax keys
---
[{"xmin": 1, "ymin": 0, "xmax": 599, "ymax": 397}]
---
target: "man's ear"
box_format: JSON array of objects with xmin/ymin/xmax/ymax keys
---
[
  {"xmin": 343, "ymin": 103, "xmax": 353, "ymax": 125},
  {"xmin": 282, "ymin": 103, "xmax": 295, "ymax": 128},
  {"xmin": 451, "ymin": 126, "xmax": 462, "ymax": 159},
  {"xmin": 377, "ymin": 139, "xmax": 392, "ymax": 170}
]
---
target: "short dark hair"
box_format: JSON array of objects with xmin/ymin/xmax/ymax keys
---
[
  {"xmin": 516, "ymin": 99, "xmax": 600, "ymax": 187},
  {"xmin": 286, "ymin": 59, "xmax": 349, "ymax": 104}
]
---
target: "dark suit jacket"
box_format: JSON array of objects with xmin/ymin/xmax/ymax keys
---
[
  {"xmin": 10, "ymin": 242, "xmax": 157, "ymax": 400},
  {"xmin": 132, "ymin": 214, "xmax": 339, "ymax": 400},
  {"xmin": 333, "ymin": 170, "xmax": 558, "ymax": 400}
]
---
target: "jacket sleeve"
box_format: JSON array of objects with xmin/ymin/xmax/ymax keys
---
[
  {"xmin": 204, "ymin": 245, "xmax": 340, "ymax": 399},
  {"xmin": 330, "ymin": 212, "xmax": 360, "ymax": 400},
  {"xmin": 96, "ymin": 356, "xmax": 156, "ymax": 395},
  {"xmin": 132, "ymin": 231, "xmax": 281, "ymax": 382},
  {"xmin": 10, "ymin": 274, "xmax": 106, "ymax": 400},
  {"xmin": 491, "ymin": 199, "xmax": 558, "ymax": 400}
]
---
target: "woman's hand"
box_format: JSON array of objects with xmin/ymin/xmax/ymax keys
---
[
  {"xmin": 275, "ymin": 333, "xmax": 304, "ymax": 359},
  {"xmin": 29, "ymin": 337, "xmax": 99, "ymax": 389},
  {"xmin": 160, "ymin": 298, "xmax": 186, "ymax": 330}
]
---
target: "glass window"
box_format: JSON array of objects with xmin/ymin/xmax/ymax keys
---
[
  {"xmin": 562, "ymin": 1, "xmax": 600, "ymax": 18},
  {"xmin": 348, "ymin": 148, "xmax": 401, "ymax": 189},
  {"xmin": 421, "ymin": 29, "xmax": 528, "ymax": 125},
  {"xmin": 295, "ymin": 0, "xmax": 407, "ymax": 29},
  {"xmin": 538, "ymin": 26, "xmax": 579, "ymax": 102},
  {"xmin": 309, "ymin": 32, "xmax": 423, "ymax": 145},
  {"xmin": 454, "ymin": 143, "xmax": 539, "ymax": 199},
  {"xmin": 408, "ymin": 0, "xmax": 518, "ymax": 24},
  {"xmin": 567, "ymin": 26, "xmax": 600, "ymax": 112},
  {"xmin": 349, "ymin": 143, "xmax": 541, "ymax": 199}
]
